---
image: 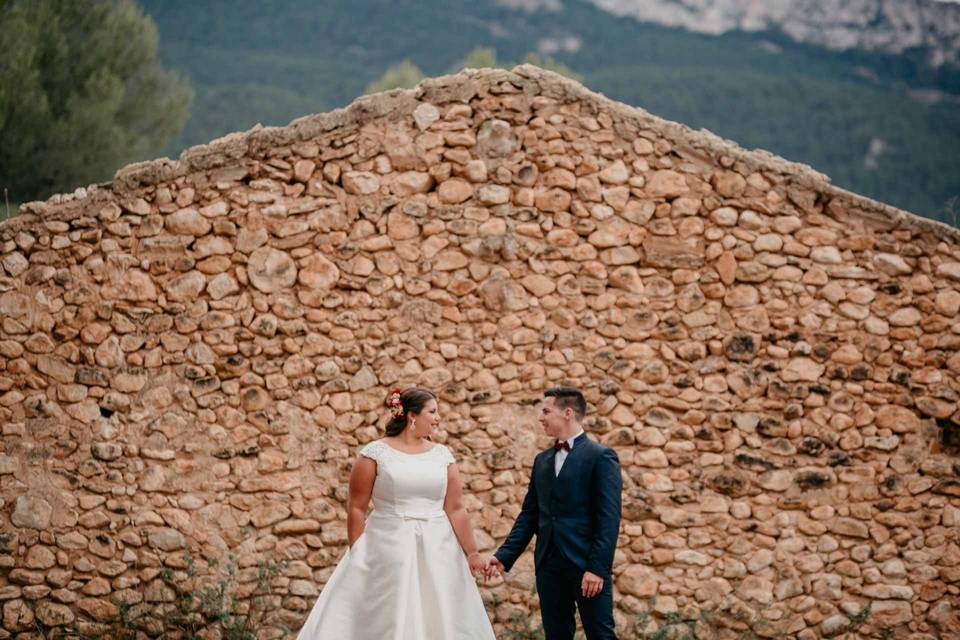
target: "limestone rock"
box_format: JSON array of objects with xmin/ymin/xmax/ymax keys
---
[
  {"xmin": 91, "ymin": 442, "xmax": 122, "ymax": 461},
  {"xmin": 936, "ymin": 262, "xmax": 960, "ymax": 280},
  {"xmin": 821, "ymin": 614, "xmax": 850, "ymax": 637},
  {"xmin": 165, "ymin": 270, "xmax": 206, "ymax": 302},
  {"xmin": 147, "ymin": 528, "xmax": 186, "ymax": 551},
  {"xmin": 2, "ymin": 252, "xmax": 28, "ymax": 277},
  {"xmin": 438, "ymin": 178, "xmax": 474, "ymax": 204},
  {"xmin": 105, "ymin": 268, "xmax": 157, "ymax": 301},
  {"xmin": 477, "ymin": 184, "xmax": 511, "ymax": 205},
  {"xmin": 642, "ymin": 236, "xmax": 704, "ymax": 269},
  {"xmin": 37, "ymin": 355, "xmax": 75, "ymax": 385},
  {"xmin": 873, "ymin": 253, "xmax": 911, "ymax": 275},
  {"xmin": 3, "ymin": 599, "xmax": 34, "ymax": 632},
  {"xmin": 248, "ymin": 247, "xmax": 298, "ymax": 293},
  {"xmin": 535, "ymin": 188, "xmax": 571, "ymax": 213},
  {"xmin": 475, "ymin": 118, "xmax": 516, "ymax": 157},
  {"xmin": 617, "ymin": 565, "xmax": 658, "ymax": 597},
  {"xmin": 598, "ymin": 160, "xmax": 629, "ymax": 185},
  {"xmin": 520, "ymin": 274, "xmax": 556, "ymax": 297},
  {"xmin": 829, "ymin": 517, "xmax": 869, "ymax": 538},
  {"xmin": 299, "ymin": 254, "xmax": 339, "ymax": 290},
  {"xmin": 888, "ymin": 307, "xmax": 921, "ymax": 326},
  {"xmin": 394, "ymin": 171, "xmax": 434, "ymax": 195},
  {"xmin": 35, "ymin": 602, "xmax": 75, "ymax": 627},
  {"xmin": 342, "ymin": 171, "xmax": 381, "ymax": 195},
  {"xmin": 646, "ymin": 170, "xmax": 687, "ymax": 198},
  {"xmin": 713, "ymin": 171, "xmax": 746, "ymax": 197},
  {"xmin": 875, "ymin": 405, "xmax": 920, "ymax": 433},
  {"xmin": 413, "ymin": 102, "xmax": 440, "ymax": 130},
  {"xmin": 12, "ymin": 496, "xmax": 52, "ymax": 530},
  {"xmin": 165, "ymin": 208, "xmax": 211, "ymax": 236},
  {"xmin": 77, "ymin": 598, "xmax": 118, "ymax": 622},
  {"xmin": 781, "ymin": 358, "xmax": 824, "ymax": 382},
  {"xmin": 206, "ymin": 272, "xmax": 239, "ymax": 299}
]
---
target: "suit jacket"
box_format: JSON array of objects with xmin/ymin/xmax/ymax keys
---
[{"xmin": 494, "ymin": 432, "xmax": 622, "ymax": 578}]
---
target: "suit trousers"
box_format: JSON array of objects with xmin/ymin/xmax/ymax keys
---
[{"xmin": 535, "ymin": 542, "xmax": 617, "ymax": 640}]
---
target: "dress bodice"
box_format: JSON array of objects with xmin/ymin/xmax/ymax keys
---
[{"xmin": 360, "ymin": 440, "xmax": 456, "ymax": 518}]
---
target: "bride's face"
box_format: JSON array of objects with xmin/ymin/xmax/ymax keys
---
[{"xmin": 409, "ymin": 398, "xmax": 440, "ymax": 437}]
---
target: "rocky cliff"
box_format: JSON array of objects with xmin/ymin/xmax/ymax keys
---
[{"xmin": 588, "ymin": 0, "xmax": 960, "ymax": 67}]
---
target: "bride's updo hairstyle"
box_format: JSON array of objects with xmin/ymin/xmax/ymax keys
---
[{"xmin": 385, "ymin": 387, "xmax": 437, "ymax": 437}]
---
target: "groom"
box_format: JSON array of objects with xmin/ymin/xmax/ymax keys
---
[{"xmin": 487, "ymin": 387, "xmax": 622, "ymax": 639}]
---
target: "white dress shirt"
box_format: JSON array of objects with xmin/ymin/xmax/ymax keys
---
[{"xmin": 555, "ymin": 429, "xmax": 584, "ymax": 476}]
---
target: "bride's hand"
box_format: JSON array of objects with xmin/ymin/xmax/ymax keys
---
[{"xmin": 467, "ymin": 553, "xmax": 487, "ymax": 576}]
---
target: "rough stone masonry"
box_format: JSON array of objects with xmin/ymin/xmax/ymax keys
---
[{"xmin": 1, "ymin": 65, "xmax": 959, "ymax": 639}]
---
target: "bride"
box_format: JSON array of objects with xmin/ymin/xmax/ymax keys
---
[{"xmin": 296, "ymin": 387, "xmax": 497, "ymax": 639}]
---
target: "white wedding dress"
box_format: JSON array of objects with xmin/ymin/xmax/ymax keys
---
[{"xmin": 296, "ymin": 440, "xmax": 496, "ymax": 640}]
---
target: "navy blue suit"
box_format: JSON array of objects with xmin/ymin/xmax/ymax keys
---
[{"xmin": 495, "ymin": 433, "xmax": 622, "ymax": 639}]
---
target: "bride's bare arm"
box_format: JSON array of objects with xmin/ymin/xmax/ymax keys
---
[
  {"xmin": 443, "ymin": 463, "xmax": 485, "ymax": 573},
  {"xmin": 347, "ymin": 456, "xmax": 376, "ymax": 548}
]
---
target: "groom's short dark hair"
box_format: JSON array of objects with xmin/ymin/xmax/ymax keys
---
[{"xmin": 544, "ymin": 387, "xmax": 586, "ymax": 421}]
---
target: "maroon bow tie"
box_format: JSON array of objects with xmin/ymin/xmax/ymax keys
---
[{"xmin": 554, "ymin": 440, "xmax": 571, "ymax": 452}]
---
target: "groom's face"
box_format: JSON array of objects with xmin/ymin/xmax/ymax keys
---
[{"xmin": 538, "ymin": 397, "xmax": 571, "ymax": 438}]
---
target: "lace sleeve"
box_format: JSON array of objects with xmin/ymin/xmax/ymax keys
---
[{"xmin": 360, "ymin": 440, "xmax": 386, "ymax": 463}]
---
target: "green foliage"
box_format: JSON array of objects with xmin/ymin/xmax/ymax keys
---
[
  {"xmin": 42, "ymin": 553, "xmax": 290, "ymax": 639},
  {"xmin": 365, "ymin": 59, "xmax": 426, "ymax": 93},
  {"xmin": 182, "ymin": 83, "xmax": 319, "ymax": 150},
  {"xmin": 1, "ymin": 188, "xmax": 16, "ymax": 223},
  {"xmin": 632, "ymin": 602, "xmax": 735, "ymax": 640},
  {"xmin": 450, "ymin": 47, "xmax": 584, "ymax": 83},
  {"xmin": 520, "ymin": 53, "xmax": 584, "ymax": 83},
  {"xmin": 845, "ymin": 605, "xmax": 875, "ymax": 639},
  {"xmin": 463, "ymin": 47, "xmax": 498, "ymax": 69},
  {"xmin": 627, "ymin": 599, "xmax": 881, "ymax": 640},
  {"xmin": 363, "ymin": 46, "xmax": 583, "ymax": 99},
  {"xmin": 940, "ymin": 195, "xmax": 960, "ymax": 228},
  {"xmin": 503, "ymin": 610, "xmax": 547, "ymax": 640},
  {"xmin": 0, "ymin": 0, "xmax": 192, "ymax": 205}
]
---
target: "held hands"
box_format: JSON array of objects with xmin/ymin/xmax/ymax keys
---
[
  {"xmin": 483, "ymin": 556, "xmax": 503, "ymax": 582},
  {"xmin": 581, "ymin": 571, "xmax": 603, "ymax": 598},
  {"xmin": 467, "ymin": 554, "xmax": 503, "ymax": 583},
  {"xmin": 468, "ymin": 555, "xmax": 503, "ymax": 583},
  {"xmin": 476, "ymin": 555, "xmax": 601, "ymax": 595},
  {"xmin": 467, "ymin": 553, "xmax": 488, "ymax": 578},
  {"xmin": 468, "ymin": 554, "xmax": 504, "ymax": 584}
]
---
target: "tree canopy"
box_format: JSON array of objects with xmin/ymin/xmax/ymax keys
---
[
  {"xmin": 0, "ymin": 0, "xmax": 192, "ymax": 205},
  {"xmin": 365, "ymin": 60, "xmax": 425, "ymax": 94}
]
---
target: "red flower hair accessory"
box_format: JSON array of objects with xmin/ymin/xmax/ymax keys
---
[{"xmin": 386, "ymin": 389, "xmax": 403, "ymax": 419}]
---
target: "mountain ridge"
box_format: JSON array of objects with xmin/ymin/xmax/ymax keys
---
[{"xmin": 585, "ymin": 0, "xmax": 960, "ymax": 67}]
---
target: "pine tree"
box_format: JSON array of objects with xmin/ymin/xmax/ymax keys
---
[{"xmin": 0, "ymin": 0, "xmax": 192, "ymax": 205}]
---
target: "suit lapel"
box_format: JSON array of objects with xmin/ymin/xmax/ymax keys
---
[{"xmin": 540, "ymin": 448, "xmax": 558, "ymax": 504}]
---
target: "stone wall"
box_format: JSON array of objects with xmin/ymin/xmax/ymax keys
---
[{"xmin": 1, "ymin": 65, "xmax": 959, "ymax": 639}]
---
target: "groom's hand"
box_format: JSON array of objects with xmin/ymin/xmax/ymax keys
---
[
  {"xmin": 484, "ymin": 557, "xmax": 503, "ymax": 582},
  {"xmin": 581, "ymin": 571, "xmax": 603, "ymax": 598}
]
